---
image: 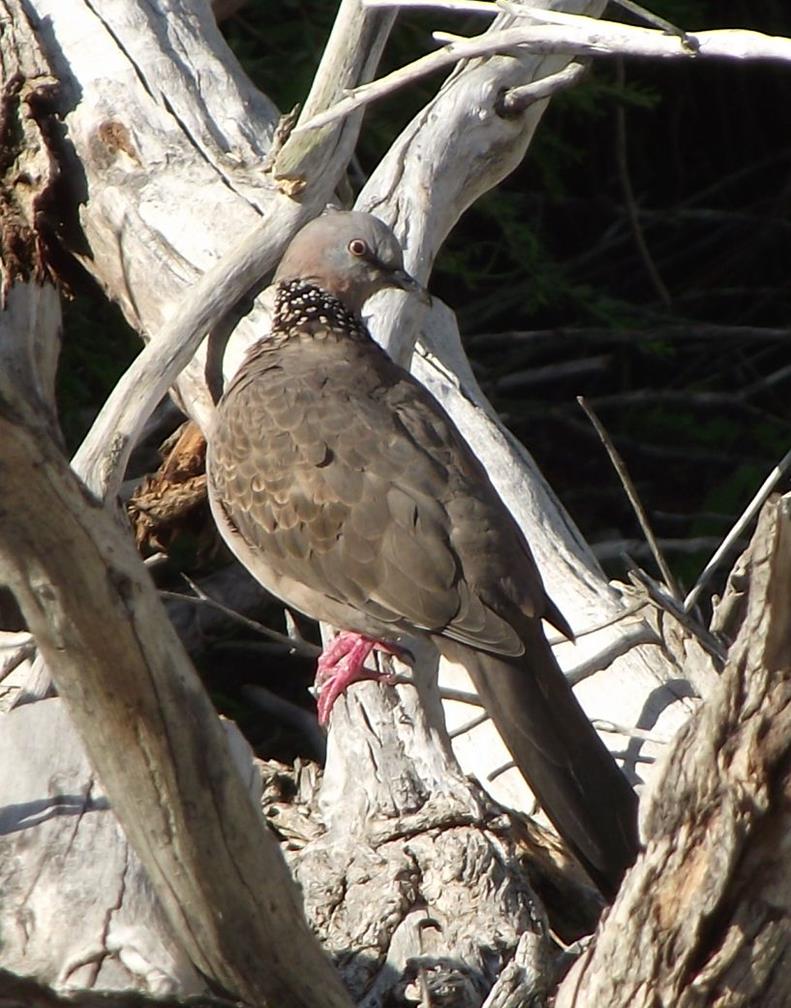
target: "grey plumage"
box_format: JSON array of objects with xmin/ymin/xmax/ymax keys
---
[{"xmin": 207, "ymin": 211, "xmax": 638, "ymax": 897}]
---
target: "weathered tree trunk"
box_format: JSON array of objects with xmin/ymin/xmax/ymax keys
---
[
  {"xmin": 4, "ymin": 0, "xmax": 786, "ymax": 1004},
  {"xmin": 557, "ymin": 494, "xmax": 791, "ymax": 1006},
  {"xmin": 0, "ymin": 282, "xmax": 353, "ymax": 1005},
  {"xmin": 0, "ymin": 7, "xmax": 351, "ymax": 1005}
]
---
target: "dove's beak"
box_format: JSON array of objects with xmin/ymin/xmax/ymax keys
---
[{"xmin": 390, "ymin": 267, "xmax": 432, "ymax": 306}]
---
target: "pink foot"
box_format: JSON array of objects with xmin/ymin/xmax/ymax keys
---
[{"xmin": 314, "ymin": 631, "xmax": 401, "ymax": 725}]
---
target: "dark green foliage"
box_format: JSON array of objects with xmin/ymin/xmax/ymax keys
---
[{"xmin": 222, "ymin": 1, "xmax": 335, "ymax": 112}]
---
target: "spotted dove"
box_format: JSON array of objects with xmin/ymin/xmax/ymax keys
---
[{"xmin": 206, "ymin": 211, "xmax": 639, "ymax": 898}]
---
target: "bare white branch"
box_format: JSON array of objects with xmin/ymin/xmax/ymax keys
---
[
  {"xmin": 271, "ymin": 0, "xmax": 398, "ymax": 188},
  {"xmin": 366, "ymin": 0, "xmax": 498, "ymax": 11},
  {"xmin": 684, "ymin": 447, "xmax": 791, "ymax": 611},
  {"xmin": 70, "ymin": 221, "xmax": 286, "ymax": 500},
  {"xmin": 591, "ymin": 720, "xmax": 670, "ymax": 745},
  {"xmin": 296, "ymin": 15, "xmax": 791, "ymax": 136},
  {"xmin": 565, "ymin": 624, "xmax": 660, "ymax": 687}
]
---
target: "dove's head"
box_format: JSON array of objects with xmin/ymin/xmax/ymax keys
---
[{"xmin": 274, "ymin": 210, "xmax": 425, "ymax": 314}]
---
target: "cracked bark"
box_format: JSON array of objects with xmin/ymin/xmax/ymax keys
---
[
  {"xmin": 556, "ymin": 494, "xmax": 791, "ymax": 1007},
  {"xmin": 256, "ymin": 736, "xmax": 577, "ymax": 1007}
]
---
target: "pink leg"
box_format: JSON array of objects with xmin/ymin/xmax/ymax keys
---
[{"xmin": 314, "ymin": 631, "xmax": 401, "ymax": 725}]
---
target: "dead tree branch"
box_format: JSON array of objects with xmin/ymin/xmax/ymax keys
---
[
  {"xmin": 0, "ymin": 282, "xmax": 352, "ymax": 1008},
  {"xmin": 557, "ymin": 494, "xmax": 791, "ymax": 1007}
]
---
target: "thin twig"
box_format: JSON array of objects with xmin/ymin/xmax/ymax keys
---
[
  {"xmin": 545, "ymin": 599, "xmax": 647, "ymax": 646},
  {"xmin": 494, "ymin": 353, "xmax": 610, "ymax": 390},
  {"xmin": 591, "ymin": 719, "xmax": 669, "ymax": 744},
  {"xmin": 565, "ymin": 624, "xmax": 661, "ymax": 686},
  {"xmin": 742, "ymin": 362, "xmax": 791, "ymax": 397},
  {"xmin": 451, "ymin": 709, "xmax": 666, "ymax": 851},
  {"xmin": 629, "ymin": 567, "xmax": 727, "ymax": 662},
  {"xmin": 437, "ymin": 685, "xmax": 485, "ymax": 707},
  {"xmin": 592, "ymin": 536, "xmax": 731, "ymax": 562},
  {"xmin": 162, "ymin": 576, "xmax": 321, "ymax": 659},
  {"xmin": 684, "ymin": 448, "xmax": 791, "ymax": 611},
  {"xmin": 489, "ymin": 738, "xmax": 657, "ymax": 780},
  {"xmin": 578, "ymin": 395, "xmax": 681, "ymax": 600},
  {"xmin": 607, "ymin": 749, "xmax": 656, "ymax": 765},
  {"xmin": 487, "ymin": 759, "xmax": 516, "ymax": 782},
  {"xmin": 448, "ymin": 711, "xmax": 491, "ymax": 738}
]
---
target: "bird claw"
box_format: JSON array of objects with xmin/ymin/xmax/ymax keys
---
[{"xmin": 313, "ymin": 631, "xmax": 403, "ymax": 725}]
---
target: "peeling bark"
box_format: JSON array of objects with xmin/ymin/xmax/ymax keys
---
[{"xmin": 0, "ymin": 0, "xmax": 59, "ymax": 292}]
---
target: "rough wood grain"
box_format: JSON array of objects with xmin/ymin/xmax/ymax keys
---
[
  {"xmin": 259, "ymin": 696, "xmax": 566, "ymax": 1008},
  {"xmin": 0, "ymin": 280, "xmax": 352, "ymax": 1008},
  {"xmin": 556, "ymin": 494, "xmax": 791, "ymax": 1007},
  {"xmin": 0, "ymin": 698, "xmax": 204, "ymax": 995}
]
